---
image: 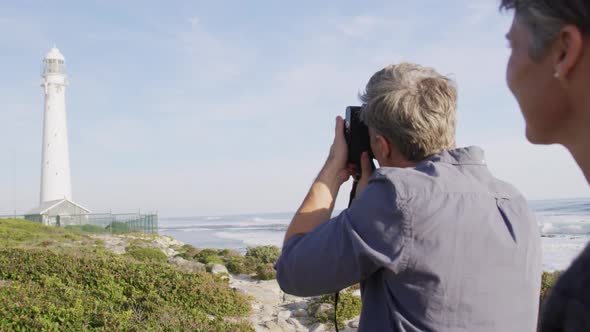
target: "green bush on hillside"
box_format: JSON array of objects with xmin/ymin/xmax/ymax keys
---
[
  {"xmin": 245, "ymin": 245, "xmax": 281, "ymax": 264},
  {"xmin": 176, "ymin": 244, "xmax": 200, "ymax": 260},
  {"xmin": 0, "ymin": 248, "xmax": 252, "ymax": 331},
  {"xmin": 125, "ymin": 246, "xmax": 168, "ymax": 264},
  {"xmin": 255, "ymin": 263, "xmax": 276, "ymax": 280},
  {"xmin": 65, "ymin": 224, "xmax": 107, "ymax": 234},
  {"xmin": 174, "ymin": 245, "xmax": 281, "ymax": 280},
  {"xmin": 0, "ymin": 219, "xmax": 85, "ymax": 247},
  {"xmin": 195, "ymin": 248, "xmax": 225, "ymax": 265},
  {"xmin": 222, "ymin": 246, "xmax": 281, "ymax": 280},
  {"xmin": 225, "ymin": 255, "xmax": 250, "ymax": 275},
  {"xmin": 309, "ymin": 289, "xmax": 362, "ymax": 330}
]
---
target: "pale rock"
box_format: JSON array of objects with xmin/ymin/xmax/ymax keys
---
[
  {"xmin": 310, "ymin": 322, "xmax": 327, "ymax": 332},
  {"xmin": 161, "ymin": 247, "xmax": 177, "ymax": 257},
  {"xmin": 293, "ymin": 308, "xmax": 307, "ymax": 318},
  {"xmin": 278, "ymin": 310, "xmax": 292, "ymax": 320},
  {"xmin": 349, "ymin": 317, "xmax": 360, "ymax": 328},
  {"xmin": 261, "ymin": 304, "xmax": 274, "ymax": 317},
  {"xmin": 284, "ymin": 301, "xmax": 307, "ymax": 312},
  {"xmin": 283, "ymin": 292, "xmax": 302, "ymax": 303},
  {"xmin": 260, "ymin": 316, "xmax": 274, "ymax": 324},
  {"xmin": 168, "ymin": 256, "xmax": 206, "ymax": 273},
  {"xmin": 277, "ymin": 318, "xmax": 296, "ymax": 332},
  {"xmin": 313, "ymin": 303, "xmax": 334, "ymax": 317},
  {"xmin": 287, "ymin": 318, "xmax": 307, "ymax": 331},
  {"xmin": 231, "ymin": 278, "xmax": 282, "ymax": 305},
  {"xmin": 264, "ymin": 320, "xmax": 283, "ymax": 332},
  {"xmin": 210, "ymin": 263, "xmax": 229, "ymax": 275}
]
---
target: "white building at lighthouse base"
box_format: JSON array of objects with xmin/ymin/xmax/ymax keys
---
[{"xmin": 25, "ymin": 199, "xmax": 91, "ymax": 226}]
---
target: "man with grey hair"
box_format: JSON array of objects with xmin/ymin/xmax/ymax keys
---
[{"xmin": 275, "ymin": 63, "xmax": 542, "ymax": 331}]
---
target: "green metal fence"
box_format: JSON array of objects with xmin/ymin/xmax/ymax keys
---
[
  {"xmin": 65, "ymin": 213, "xmax": 158, "ymax": 234},
  {"xmin": 0, "ymin": 213, "xmax": 158, "ymax": 234}
]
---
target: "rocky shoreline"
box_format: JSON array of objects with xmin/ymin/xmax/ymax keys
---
[{"xmin": 92, "ymin": 233, "xmax": 361, "ymax": 332}]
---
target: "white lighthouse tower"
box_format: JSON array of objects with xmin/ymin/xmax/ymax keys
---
[
  {"xmin": 40, "ymin": 47, "xmax": 72, "ymax": 204},
  {"xmin": 24, "ymin": 47, "xmax": 90, "ymax": 225}
]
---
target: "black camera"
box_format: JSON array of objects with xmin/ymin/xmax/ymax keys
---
[{"xmin": 345, "ymin": 106, "xmax": 374, "ymax": 176}]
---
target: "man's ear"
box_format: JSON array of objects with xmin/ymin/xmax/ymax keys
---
[
  {"xmin": 554, "ymin": 25, "xmax": 584, "ymax": 80},
  {"xmin": 375, "ymin": 135, "xmax": 391, "ymax": 160}
]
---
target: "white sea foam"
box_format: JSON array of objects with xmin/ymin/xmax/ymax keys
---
[
  {"xmin": 214, "ymin": 231, "xmax": 283, "ymax": 247},
  {"xmin": 537, "ymin": 214, "xmax": 590, "ymax": 235},
  {"xmin": 542, "ymin": 235, "xmax": 589, "ymax": 271}
]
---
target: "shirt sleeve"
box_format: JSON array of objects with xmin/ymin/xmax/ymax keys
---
[{"xmin": 275, "ymin": 177, "xmax": 409, "ymax": 297}]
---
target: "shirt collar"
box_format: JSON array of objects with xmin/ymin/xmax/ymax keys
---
[{"xmin": 424, "ymin": 146, "xmax": 486, "ymax": 166}]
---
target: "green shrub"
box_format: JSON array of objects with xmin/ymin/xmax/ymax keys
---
[
  {"xmin": 37, "ymin": 240, "xmax": 55, "ymax": 247},
  {"xmin": 226, "ymin": 255, "xmax": 247, "ymax": 274},
  {"xmin": 245, "ymin": 245, "xmax": 280, "ymax": 264},
  {"xmin": 65, "ymin": 224, "xmax": 107, "ymax": 234},
  {"xmin": 541, "ymin": 271, "xmax": 561, "ymax": 305},
  {"xmin": 176, "ymin": 244, "xmax": 200, "ymax": 260},
  {"xmin": 309, "ymin": 290, "xmax": 362, "ymax": 329},
  {"xmin": 222, "ymin": 247, "xmax": 280, "ymax": 278},
  {"xmin": 219, "ymin": 248, "xmax": 241, "ymax": 257},
  {"xmin": 195, "ymin": 248, "xmax": 224, "ymax": 265},
  {"xmin": 0, "ymin": 219, "xmax": 85, "ymax": 247},
  {"xmin": 0, "ymin": 248, "xmax": 252, "ymax": 331},
  {"xmin": 125, "ymin": 246, "xmax": 168, "ymax": 264},
  {"xmin": 255, "ymin": 263, "xmax": 276, "ymax": 280}
]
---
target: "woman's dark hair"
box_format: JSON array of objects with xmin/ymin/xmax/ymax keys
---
[{"xmin": 500, "ymin": 0, "xmax": 590, "ymax": 59}]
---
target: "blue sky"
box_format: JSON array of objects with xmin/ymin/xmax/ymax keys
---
[{"xmin": 1, "ymin": 0, "xmax": 588, "ymax": 216}]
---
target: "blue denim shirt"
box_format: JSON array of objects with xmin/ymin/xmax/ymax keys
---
[{"xmin": 275, "ymin": 146, "xmax": 542, "ymax": 332}]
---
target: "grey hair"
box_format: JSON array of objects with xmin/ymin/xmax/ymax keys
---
[
  {"xmin": 501, "ymin": 0, "xmax": 590, "ymax": 60},
  {"xmin": 360, "ymin": 63, "xmax": 457, "ymax": 161}
]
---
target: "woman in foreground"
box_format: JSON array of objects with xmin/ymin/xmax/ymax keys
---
[{"xmin": 501, "ymin": 1, "xmax": 590, "ymax": 330}]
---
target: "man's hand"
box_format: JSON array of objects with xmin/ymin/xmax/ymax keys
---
[
  {"xmin": 355, "ymin": 151, "xmax": 374, "ymax": 197},
  {"xmin": 324, "ymin": 116, "xmax": 353, "ymax": 185}
]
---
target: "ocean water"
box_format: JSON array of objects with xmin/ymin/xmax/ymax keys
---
[
  {"xmin": 159, "ymin": 198, "xmax": 590, "ymax": 272},
  {"xmin": 530, "ymin": 198, "xmax": 590, "ymax": 271}
]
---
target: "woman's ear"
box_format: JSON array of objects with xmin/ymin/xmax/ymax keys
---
[{"xmin": 554, "ymin": 25, "xmax": 584, "ymax": 80}]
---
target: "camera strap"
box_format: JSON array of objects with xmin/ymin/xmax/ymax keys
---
[{"xmin": 333, "ymin": 179, "xmax": 359, "ymax": 332}]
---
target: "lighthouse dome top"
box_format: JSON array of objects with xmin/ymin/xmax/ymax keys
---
[{"xmin": 44, "ymin": 47, "xmax": 65, "ymax": 62}]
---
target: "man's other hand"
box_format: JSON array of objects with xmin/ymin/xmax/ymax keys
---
[{"xmin": 355, "ymin": 151, "xmax": 374, "ymax": 196}]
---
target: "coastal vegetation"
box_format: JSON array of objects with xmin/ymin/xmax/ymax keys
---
[
  {"xmin": 0, "ymin": 218, "xmax": 564, "ymax": 331},
  {"xmin": 0, "ymin": 219, "xmax": 252, "ymax": 331},
  {"xmin": 176, "ymin": 244, "xmax": 281, "ymax": 280},
  {"xmin": 309, "ymin": 290, "xmax": 362, "ymax": 329}
]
